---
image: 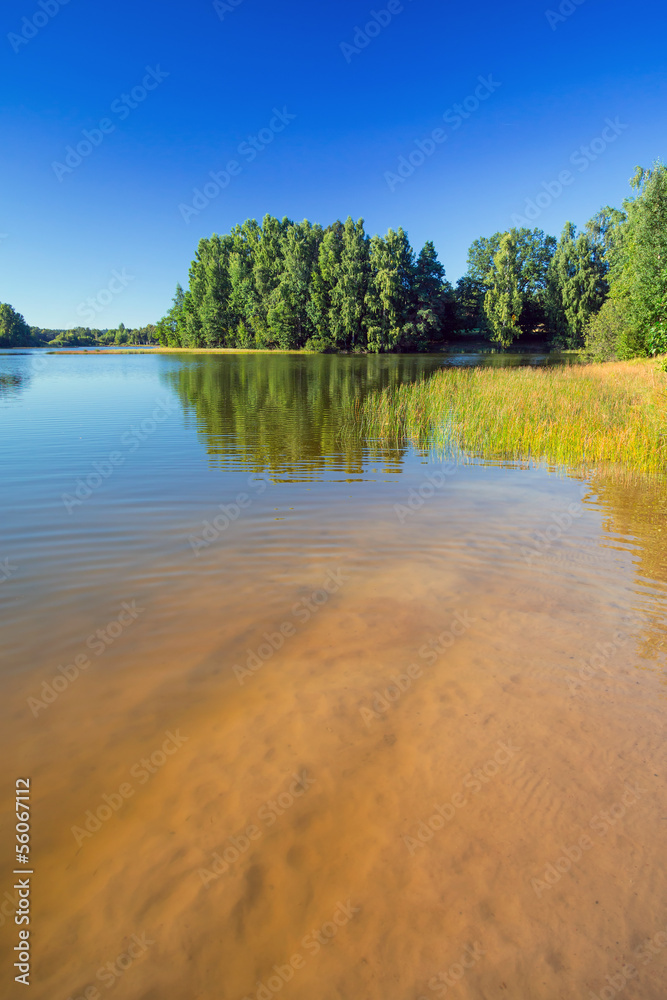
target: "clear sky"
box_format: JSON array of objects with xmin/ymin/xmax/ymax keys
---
[{"xmin": 1, "ymin": 0, "xmax": 665, "ymax": 329}]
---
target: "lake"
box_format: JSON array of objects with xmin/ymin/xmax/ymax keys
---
[{"xmin": 1, "ymin": 350, "xmax": 666, "ymax": 1000}]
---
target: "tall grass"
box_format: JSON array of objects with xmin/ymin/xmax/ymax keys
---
[{"xmin": 345, "ymin": 359, "xmax": 667, "ymax": 476}]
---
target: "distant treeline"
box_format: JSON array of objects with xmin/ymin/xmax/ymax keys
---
[
  {"xmin": 156, "ymin": 161, "xmax": 665, "ymax": 357},
  {"xmin": 0, "ymin": 314, "xmax": 157, "ymax": 349}
]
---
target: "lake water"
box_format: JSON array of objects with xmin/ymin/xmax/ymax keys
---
[{"xmin": 1, "ymin": 350, "xmax": 666, "ymax": 1000}]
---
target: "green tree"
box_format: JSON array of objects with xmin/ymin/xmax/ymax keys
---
[
  {"xmin": 337, "ymin": 217, "xmax": 370, "ymax": 350},
  {"xmin": 584, "ymin": 299, "xmax": 628, "ymax": 361},
  {"xmin": 0, "ymin": 303, "xmax": 31, "ymax": 347},
  {"xmin": 156, "ymin": 284, "xmax": 187, "ymax": 346},
  {"xmin": 546, "ymin": 223, "xmax": 608, "ymax": 345},
  {"xmin": 365, "ymin": 228, "xmax": 414, "ymax": 352},
  {"xmin": 253, "ymin": 215, "xmax": 289, "ymax": 344},
  {"xmin": 465, "ymin": 228, "xmax": 555, "ymax": 338},
  {"xmin": 454, "ymin": 276, "xmax": 487, "ymax": 333},
  {"xmin": 307, "ymin": 222, "xmax": 344, "ymax": 349},
  {"xmin": 612, "ymin": 163, "xmax": 667, "ymax": 356},
  {"xmin": 484, "ymin": 233, "xmax": 523, "ymax": 346},
  {"xmin": 268, "ymin": 220, "xmax": 321, "ymax": 349},
  {"xmin": 199, "ymin": 234, "xmax": 233, "ymax": 346},
  {"xmin": 584, "ymin": 206, "xmax": 626, "ymax": 265},
  {"xmin": 466, "ymin": 234, "xmax": 502, "ymax": 290},
  {"xmin": 405, "ymin": 241, "xmax": 454, "ymax": 345},
  {"xmin": 228, "ymin": 220, "xmax": 261, "ymax": 346}
]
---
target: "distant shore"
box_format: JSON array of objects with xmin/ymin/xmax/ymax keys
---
[{"xmin": 43, "ymin": 339, "xmax": 578, "ymax": 357}]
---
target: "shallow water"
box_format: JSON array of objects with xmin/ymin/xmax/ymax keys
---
[{"xmin": 1, "ymin": 351, "xmax": 666, "ymax": 1000}]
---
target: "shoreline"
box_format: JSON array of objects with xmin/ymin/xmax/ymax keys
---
[{"xmin": 32, "ymin": 342, "xmax": 581, "ymax": 357}]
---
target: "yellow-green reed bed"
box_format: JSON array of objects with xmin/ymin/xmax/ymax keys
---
[{"xmin": 347, "ymin": 359, "xmax": 667, "ymax": 476}]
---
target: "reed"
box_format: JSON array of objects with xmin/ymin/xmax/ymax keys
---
[{"xmin": 346, "ymin": 358, "xmax": 667, "ymax": 476}]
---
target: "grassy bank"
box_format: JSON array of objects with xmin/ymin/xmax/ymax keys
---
[{"xmin": 346, "ymin": 358, "xmax": 667, "ymax": 476}]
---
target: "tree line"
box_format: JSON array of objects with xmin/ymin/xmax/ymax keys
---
[
  {"xmin": 0, "ymin": 312, "xmax": 157, "ymax": 349},
  {"xmin": 463, "ymin": 161, "xmax": 666, "ymax": 359},
  {"xmin": 157, "ymin": 161, "xmax": 665, "ymax": 357},
  {"xmin": 2, "ymin": 160, "xmax": 664, "ymax": 358},
  {"xmin": 157, "ymin": 217, "xmax": 456, "ymax": 352}
]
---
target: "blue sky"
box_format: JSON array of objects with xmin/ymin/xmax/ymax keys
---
[{"xmin": 1, "ymin": 0, "xmax": 665, "ymax": 329}]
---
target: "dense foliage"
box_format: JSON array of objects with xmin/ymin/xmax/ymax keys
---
[
  {"xmin": 41, "ymin": 323, "xmax": 158, "ymax": 347},
  {"xmin": 0, "ymin": 304, "xmax": 31, "ymax": 347},
  {"xmin": 0, "ymin": 317, "xmax": 158, "ymax": 349},
  {"xmin": 158, "ymin": 163, "xmax": 664, "ymax": 358},
  {"xmin": 459, "ymin": 162, "xmax": 666, "ymax": 358},
  {"xmin": 600, "ymin": 164, "xmax": 667, "ymax": 358},
  {"xmin": 156, "ymin": 217, "xmax": 457, "ymax": 352}
]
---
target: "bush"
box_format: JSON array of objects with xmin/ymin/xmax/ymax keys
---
[
  {"xmin": 303, "ymin": 336, "xmax": 336, "ymax": 353},
  {"xmin": 647, "ymin": 276, "xmax": 667, "ymax": 356},
  {"xmin": 584, "ymin": 299, "xmax": 631, "ymax": 361},
  {"xmin": 232, "ymin": 322, "xmax": 255, "ymax": 350}
]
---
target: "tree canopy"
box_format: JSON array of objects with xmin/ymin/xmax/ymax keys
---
[
  {"xmin": 156, "ymin": 215, "xmax": 456, "ymax": 352},
  {"xmin": 0, "ymin": 304, "xmax": 31, "ymax": 348}
]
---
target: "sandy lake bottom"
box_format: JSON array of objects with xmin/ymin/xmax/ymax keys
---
[{"xmin": 1, "ymin": 351, "xmax": 665, "ymax": 1000}]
